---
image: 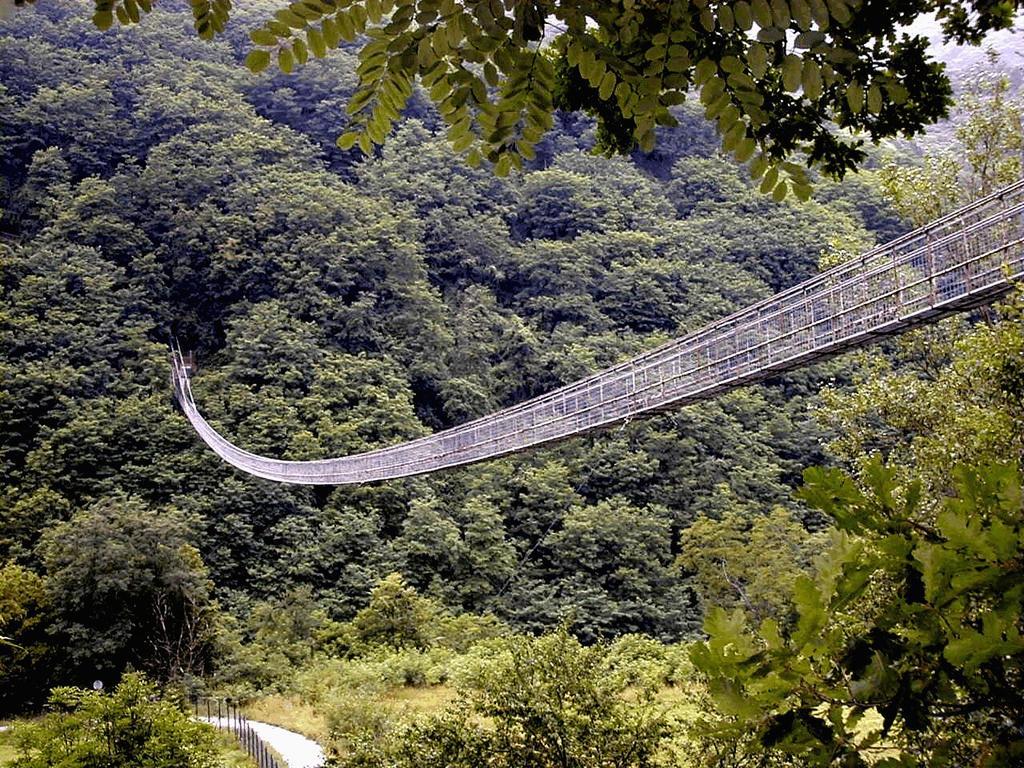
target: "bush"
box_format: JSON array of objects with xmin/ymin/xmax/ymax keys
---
[
  {"xmin": 13, "ymin": 673, "xmax": 219, "ymax": 768},
  {"xmin": 335, "ymin": 628, "xmax": 670, "ymax": 768}
]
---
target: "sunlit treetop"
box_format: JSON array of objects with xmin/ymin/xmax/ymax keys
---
[{"xmin": 14, "ymin": 0, "xmax": 1021, "ymax": 197}]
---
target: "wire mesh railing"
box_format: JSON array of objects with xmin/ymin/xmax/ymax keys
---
[{"xmin": 172, "ymin": 177, "xmax": 1024, "ymax": 485}]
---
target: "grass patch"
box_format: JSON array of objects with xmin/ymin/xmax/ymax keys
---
[
  {"xmin": 0, "ymin": 728, "xmax": 18, "ymax": 768},
  {"xmin": 213, "ymin": 729, "xmax": 259, "ymax": 768},
  {"xmin": 383, "ymin": 684, "xmax": 456, "ymax": 714},
  {"xmin": 0, "ymin": 719, "xmax": 31, "ymax": 767},
  {"xmin": 242, "ymin": 695, "xmax": 329, "ymax": 744}
]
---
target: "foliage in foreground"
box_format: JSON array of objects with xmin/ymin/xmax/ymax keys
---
[
  {"xmin": 694, "ymin": 459, "xmax": 1024, "ymax": 766},
  {"xmin": 12, "ymin": 673, "xmax": 221, "ymax": 768},
  {"xmin": 12, "ymin": 0, "xmax": 1019, "ymax": 191}
]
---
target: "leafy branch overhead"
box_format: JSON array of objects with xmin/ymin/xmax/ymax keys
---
[{"xmin": 35, "ymin": 0, "xmax": 1014, "ymax": 191}]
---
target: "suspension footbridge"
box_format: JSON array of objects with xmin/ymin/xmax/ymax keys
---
[{"xmin": 172, "ymin": 179, "xmax": 1024, "ymax": 485}]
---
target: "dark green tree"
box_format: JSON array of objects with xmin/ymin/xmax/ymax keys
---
[{"xmin": 37, "ymin": 495, "xmax": 220, "ymax": 684}]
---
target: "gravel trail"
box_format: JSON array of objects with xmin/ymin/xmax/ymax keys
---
[{"xmin": 202, "ymin": 716, "xmax": 326, "ymax": 768}]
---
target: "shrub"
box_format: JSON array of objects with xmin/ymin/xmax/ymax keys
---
[
  {"xmin": 13, "ymin": 673, "xmax": 219, "ymax": 768},
  {"xmin": 334, "ymin": 628, "xmax": 670, "ymax": 768}
]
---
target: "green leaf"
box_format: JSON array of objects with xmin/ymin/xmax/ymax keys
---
[
  {"xmin": 275, "ymin": 8, "xmax": 308, "ymax": 28},
  {"xmin": 322, "ymin": 17, "xmax": 340, "ymax": 47},
  {"xmin": 734, "ymin": 137, "xmax": 757, "ymax": 162},
  {"xmin": 734, "ymin": 1, "xmax": 753, "ymax": 29},
  {"xmin": 708, "ymin": 678, "xmax": 763, "ymax": 719},
  {"xmin": 337, "ymin": 12, "xmax": 356, "ymax": 39},
  {"xmin": 336, "ymin": 131, "xmax": 360, "ymax": 149},
  {"xmin": 808, "ymin": 0, "xmax": 830, "ymax": 27},
  {"xmin": 750, "ymin": 153, "xmax": 770, "ymax": 179},
  {"xmin": 846, "ymin": 80, "xmax": 863, "ymax": 112},
  {"xmin": 307, "ymin": 27, "xmax": 327, "ymax": 57},
  {"xmin": 718, "ymin": 4, "xmax": 735, "ymax": 31},
  {"xmin": 494, "ymin": 153, "xmax": 513, "ymax": 176},
  {"xmin": 705, "ymin": 606, "xmax": 755, "ymax": 658},
  {"xmin": 802, "ymin": 59, "xmax": 821, "ymax": 99},
  {"xmin": 747, "ymin": 42, "xmax": 768, "ymax": 79},
  {"xmin": 826, "ymin": 0, "xmax": 851, "ymax": 24},
  {"xmin": 757, "ymin": 25, "xmax": 785, "ymax": 42},
  {"xmin": 694, "ymin": 58, "xmax": 717, "ymax": 85},
  {"xmin": 771, "ymin": 0, "xmax": 790, "ymax": 27},
  {"xmin": 278, "ymin": 47, "xmax": 295, "ymax": 73},
  {"xmin": 93, "ymin": 9, "xmax": 115, "ymax": 29},
  {"xmin": 792, "ymin": 575, "xmax": 825, "ymax": 647},
  {"xmin": 245, "ymin": 49, "xmax": 272, "ymax": 73},
  {"xmin": 250, "ymin": 28, "xmax": 279, "ymax": 45},
  {"xmin": 867, "ymin": 82, "xmax": 882, "ymax": 113},
  {"xmin": 792, "ymin": 182, "xmax": 812, "ymax": 201},
  {"xmin": 123, "ymin": 0, "xmax": 141, "ymax": 23},
  {"xmin": 790, "ymin": 0, "xmax": 812, "ymax": 29},
  {"xmin": 720, "ymin": 55, "xmax": 743, "ymax": 74},
  {"xmin": 752, "ymin": 0, "xmax": 773, "ymax": 27},
  {"xmin": 781, "ymin": 54, "xmax": 802, "ymax": 92}
]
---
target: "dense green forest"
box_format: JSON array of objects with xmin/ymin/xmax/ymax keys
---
[
  {"xmin": 0, "ymin": 0, "xmax": 881, "ymax": 664},
  {"xmin": 1, "ymin": 1, "xmax": 1022, "ymax": 767}
]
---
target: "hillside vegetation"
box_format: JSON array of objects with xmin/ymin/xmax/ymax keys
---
[
  {"xmin": 1, "ymin": 2, "xmax": 1022, "ymax": 767},
  {"xmin": 0, "ymin": 0, "xmax": 887, "ymax": 676}
]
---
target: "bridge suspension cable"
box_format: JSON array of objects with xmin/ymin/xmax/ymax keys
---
[{"xmin": 172, "ymin": 178, "xmax": 1024, "ymax": 485}]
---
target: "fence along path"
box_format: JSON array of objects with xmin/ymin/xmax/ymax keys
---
[
  {"xmin": 172, "ymin": 178, "xmax": 1024, "ymax": 485},
  {"xmin": 197, "ymin": 699, "xmax": 287, "ymax": 768}
]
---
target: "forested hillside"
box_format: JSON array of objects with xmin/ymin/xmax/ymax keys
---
[
  {"xmin": 3, "ymin": 0, "xmax": 1024, "ymax": 766},
  {"xmin": 0, "ymin": 0, "xmax": 901, "ymax": 682}
]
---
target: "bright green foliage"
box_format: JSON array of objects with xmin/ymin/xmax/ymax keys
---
[
  {"xmin": 954, "ymin": 65, "xmax": 1023, "ymax": 198},
  {"xmin": 678, "ymin": 507, "xmax": 826, "ymax": 626},
  {"xmin": 337, "ymin": 628, "xmax": 670, "ymax": 768},
  {"xmin": 12, "ymin": 673, "xmax": 220, "ymax": 768},
  {"xmin": 878, "ymin": 154, "xmax": 964, "ymax": 228},
  {"xmin": 691, "ymin": 459, "xmax": 1024, "ymax": 766},
  {"xmin": 819, "ymin": 300, "xmax": 1024, "ymax": 504},
  {"xmin": 880, "ymin": 58, "xmax": 1023, "ymax": 227},
  {"xmin": 349, "ymin": 572, "xmax": 440, "ymax": 650},
  {"xmin": 26, "ymin": 0, "xmax": 1020, "ymax": 185},
  {"xmin": 0, "ymin": 563, "xmax": 51, "ymax": 711}
]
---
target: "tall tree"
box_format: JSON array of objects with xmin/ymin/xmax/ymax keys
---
[{"xmin": 37, "ymin": 494, "xmax": 220, "ymax": 685}]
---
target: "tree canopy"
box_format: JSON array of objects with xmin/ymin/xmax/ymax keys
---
[{"xmin": 12, "ymin": 0, "xmax": 1021, "ymax": 195}]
